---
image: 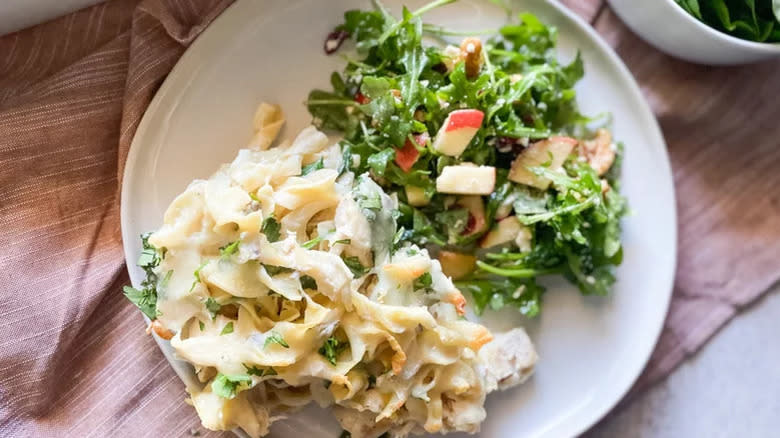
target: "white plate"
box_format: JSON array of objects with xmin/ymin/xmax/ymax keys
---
[{"xmin": 121, "ymin": 1, "xmax": 676, "ymax": 437}]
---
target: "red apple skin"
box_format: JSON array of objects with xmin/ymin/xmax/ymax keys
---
[
  {"xmin": 445, "ymin": 109, "xmax": 484, "ymax": 132},
  {"xmin": 457, "ymin": 196, "xmax": 487, "ymax": 236},
  {"xmin": 549, "ymin": 136, "xmax": 577, "ymax": 145},
  {"xmin": 354, "ymin": 92, "xmax": 370, "ymax": 104},
  {"xmin": 395, "ymin": 133, "xmax": 429, "ymax": 172}
]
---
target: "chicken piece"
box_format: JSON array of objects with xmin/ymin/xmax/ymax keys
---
[
  {"xmin": 477, "ymin": 328, "xmax": 537, "ymax": 392},
  {"xmin": 578, "ymin": 128, "xmax": 616, "ymax": 176}
]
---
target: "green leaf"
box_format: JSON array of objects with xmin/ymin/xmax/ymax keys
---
[
  {"xmin": 262, "ymin": 216, "xmax": 281, "ymax": 242},
  {"xmin": 318, "ymin": 336, "xmax": 349, "ymax": 365},
  {"xmin": 413, "ymin": 272, "xmax": 432, "ymax": 290},
  {"xmin": 219, "ymin": 241, "xmax": 240, "ymax": 258},
  {"xmin": 774, "ymin": 0, "xmax": 780, "ymax": 23},
  {"xmin": 342, "ymin": 255, "xmax": 369, "ymax": 277},
  {"xmin": 220, "ymin": 322, "xmax": 234, "ymax": 335},
  {"xmin": 263, "ymin": 264, "xmax": 294, "ymax": 276},
  {"xmin": 367, "ymin": 148, "xmax": 396, "ymax": 176},
  {"xmin": 190, "ymin": 261, "xmax": 209, "ymax": 292},
  {"xmin": 199, "ymin": 320, "xmax": 205, "ymax": 331},
  {"xmin": 264, "ymin": 331, "xmax": 290, "ymax": 349},
  {"xmin": 211, "ymin": 373, "xmax": 251, "ymax": 399},
  {"xmin": 123, "ymin": 285, "xmax": 157, "ymax": 320},
  {"xmin": 301, "ymin": 157, "xmax": 325, "ymax": 176},
  {"xmin": 300, "ymin": 275, "xmax": 318, "ymax": 290},
  {"xmin": 302, "ymin": 236, "xmax": 323, "ymax": 250},
  {"xmin": 204, "ymin": 297, "xmax": 221, "ymax": 320},
  {"xmin": 244, "ymin": 363, "xmax": 276, "ymax": 377}
]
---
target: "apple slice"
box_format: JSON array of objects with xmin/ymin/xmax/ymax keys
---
[
  {"xmin": 508, "ymin": 136, "xmax": 577, "ymax": 189},
  {"xmin": 480, "ymin": 216, "xmax": 532, "ymax": 250},
  {"xmin": 395, "ymin": 133, "xmax": 428, "ymax": 172},
  {"xmin": 457, "ymin": 196, "xmax": 487, "ymax": 236},
  {"xmin": 436, "ymin": 164, "xmax": 496, "ymax": 195},
  {"xmin": 437, "ymin": 250, "xmax": 477, "ymax": 280},
  {"xmin": 432, "ymin": 109, "xmax": 484, "ymax": 156},
  {"xmin": 405, "ymin": 186, "xmax": 429, "ymax": 207}
]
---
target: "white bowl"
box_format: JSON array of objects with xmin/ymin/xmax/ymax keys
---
[{"xmin": 609, "ymin": 0, "xmax": 780, "ymax": 65}]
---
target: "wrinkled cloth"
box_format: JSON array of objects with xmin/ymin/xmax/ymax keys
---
[{"xmin": 0, "ymin": 0, "xmax": 778, "ymax": 436}]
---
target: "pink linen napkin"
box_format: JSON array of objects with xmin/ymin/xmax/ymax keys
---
[{"xmin": 0, "ymin": 0, "xmax": 777, "ymax": 436}]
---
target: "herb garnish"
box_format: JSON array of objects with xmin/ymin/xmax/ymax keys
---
[
  {"xmin": 319, "ymin": 336, "xmax": 349, "ymax": 365},
  {"xmin": 211, "ymin": 373, "xmax": 251, "ymax": 399},
  {"xmin": 264, "ymin": 331, "xmax": 290, "ymax": 349},
  {"xmin": 262, "ymin": 215, "xmax": 281, "ymax": 242},
  {"xmin": 123, "ymin": 233, "xmax": 164, "ymax": 319}
]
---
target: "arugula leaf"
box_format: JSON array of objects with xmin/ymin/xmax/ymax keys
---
[
  {"xmin": 211, "ymin": 373, "xmax": 251, "ymax": 399},
  {"xmin": 367, "ymin": 148, "xmax": 396, "ymax": 177},
  {"xmin": 262, "ymin": 216, "xmax": 281, "ymax": 242},
  {"xmin": 264, "ymin": 331, "xmax": 290, "ymax": 349},
  {"xmin": 318, "ymin": 336, "xmax": 349, "ymax": 365},
  {"xmin": 301, "ymin": 157, "xmax": 325, "ymax": 176}
]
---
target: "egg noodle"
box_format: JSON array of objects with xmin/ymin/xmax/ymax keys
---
[{"xmin": 144, "ymin": 104, "xmax": 537, "ymax": 437}]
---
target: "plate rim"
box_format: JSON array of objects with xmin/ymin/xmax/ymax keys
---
[{"xmin": 120, "ymin": 0, "xmax": 677, "ymax": 436}]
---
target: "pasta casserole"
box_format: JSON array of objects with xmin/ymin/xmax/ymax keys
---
[{"xmin": 135, "ymin": 103, "xmax": 537, "ymax": 437}]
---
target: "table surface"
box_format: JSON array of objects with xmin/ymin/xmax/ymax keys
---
[
  {"xmin": 3, "ymin": 3, "xmax": 777, "ymax": 438},
  {"xmin": 586, "ymin": 283, "xmax": 780, "ymax": 437}
]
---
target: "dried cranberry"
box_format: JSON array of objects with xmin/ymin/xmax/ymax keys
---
[
  {"xmin": 462, "ymin": 213, "xmax": 477, "ymax": 235},
  {"xmin": 324, "ymin": 30, "xmax": 349, "ymax": 55}
]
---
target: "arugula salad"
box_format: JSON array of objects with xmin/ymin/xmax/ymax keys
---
[{"xmin": 307, "ymin": 0, "xmax": 628, "ymax": 317}]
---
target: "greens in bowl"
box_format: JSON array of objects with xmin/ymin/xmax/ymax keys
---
[
  {"xmin": 307, "ymin": 0, "xmax": 628, "ymax": 317},
  {"xmin": 675, "ymin": 0, "xmax": 780, "ymax": 42}
]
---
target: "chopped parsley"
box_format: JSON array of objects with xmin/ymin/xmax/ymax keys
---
[
  {"xmin": 198, "ymin": 320, "xmax": 205, "ymax": 331},
  {"xmin": 301, "ymin": 157, "xmax": 325, "ymax": 176},
  {"xmin": 263, "ymin": 264, "xmax": 294, "ymax": 276},
  {"xmin": 123, "ymin": 233, "xmax": 164, "ymax": 319},
  {"xmin": 319, "ymin": 336, "xmax": 349, "ymax": 366},
  {"xmin": 264, "ymin": 331, "xmax": 290, "ymax": 349},
  {"xmin": 204, "ymin": 297, "xmax": 221, "ymax": 320},
  {"xmin": 341, "ymin": 255, "xmax": 368, "ymax": 278},
  {"xmin": 261, "ymin": 215, "xmax": 281, "ymax": 242},
  {"xmin": 220, "ymin": 321, "xmax": 234, "ymax": 335},
  {"xmin": 190, "ymin": 260, "xmax": 209, "ymax": 292},
  {"xmin": 211, "ymin": 373, "xmax": 251, "ymax": 399},
  {"xmin": 302, "ymin": 236, "xmax": 323, "ymax": 249},
  {"xmin": 413, "ymin": 272, "xmax": 432, "ymax": 290},
  {"xmin": 219, "ymin": 240, "xmax": 240, "ymax": 258},
  {"xmin": 244, "ymin": 364, "xmax": 277, "ymax": 377},
  {"xmin": 300, "ymin": 275, "xmax": 318, "ymax": 290}
]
